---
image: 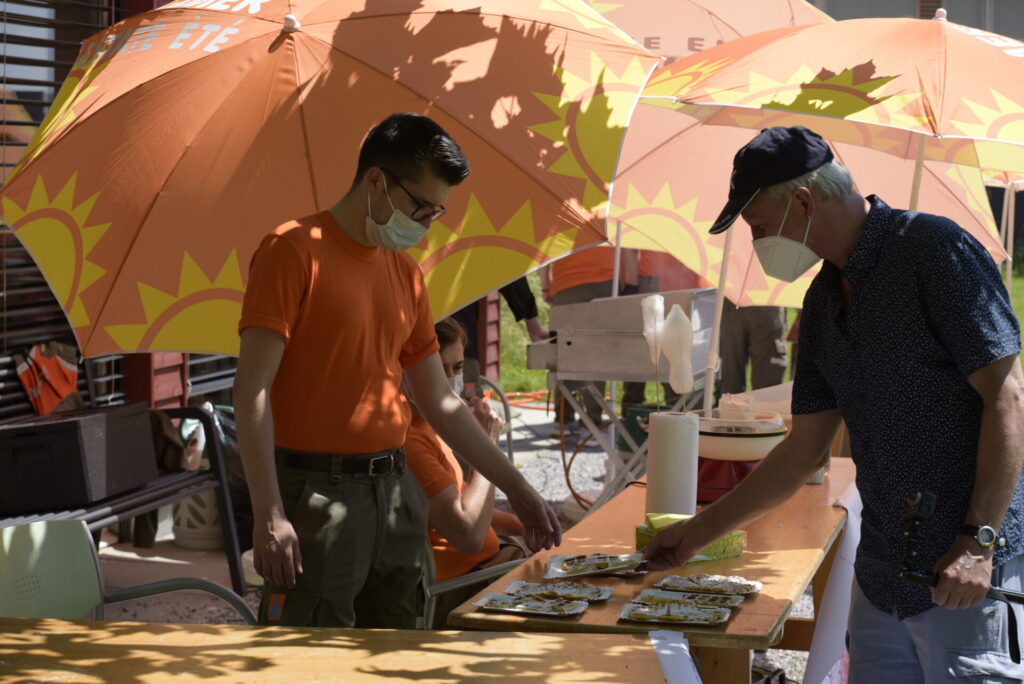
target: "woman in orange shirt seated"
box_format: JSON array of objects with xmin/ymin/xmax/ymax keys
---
[{"xmin": 405, "ymin": 317, "xmax": 527, "ymax": 627}]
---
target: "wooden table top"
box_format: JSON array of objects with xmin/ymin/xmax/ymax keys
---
[
  {"xmin": 449, "ymin": 458, "xmax": 855, "ymax": 650},
  {"xmin": 0, "ymin": 617, "xmax": 665, "ymax": 683}
]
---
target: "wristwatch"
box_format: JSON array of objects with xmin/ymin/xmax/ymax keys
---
[{"xmin": 961, "ymin": 524, "xmax": 1000, "ymax": 549}]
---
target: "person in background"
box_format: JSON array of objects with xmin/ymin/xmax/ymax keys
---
[
  {"xmin": 405, "ymin": 318, "xmax": 527, "ymax": 627},
  {"xmin": 235, "ymin": 113, "xmax": 560, "ymax": 629},
  {"xmin": 540, "ymin": 245, "xmax": 636, "ymax": 434},
  {"xmin": 451, "ymin": 276, "xmax": 547, "ymax": 396},
  {"xmin": 643, "ymin": 125, "xmax": 1024, "ymax": 682},
  {"xmin": 717, "ymin": 300, "xmax": 789, "ymax": 398}
]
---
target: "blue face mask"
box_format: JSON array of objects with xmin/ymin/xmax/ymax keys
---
[
  {"xmin": 364, "ymin": 175, "xmax": 427, "ymax": 251},
  {"xmin": 448, "ymin": 373, "xmax": 464, "ymax": 396}
]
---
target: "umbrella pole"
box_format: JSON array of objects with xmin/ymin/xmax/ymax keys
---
[
  {"xmin": 703, "ymin": 225, "xmax": 734, "ymax": 413},
  {"xmin": 909, "ymin": 136, "xmax": 926, "ymax": 211},
  {"xmin": 1001, "ymin": 186, "xmax": 1012, "ymax": 283},
  {"xmin": 1007, "ymin": 184, "xmax": 1017, "ymax": 296},
  {"xmin": 608, "ymin": 220, "xmax": 624, "ymax": 442}
]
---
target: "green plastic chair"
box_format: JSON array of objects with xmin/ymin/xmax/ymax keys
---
[{"xmin": 0, "ymin": 519, "xmax": 256, "ymax": 624}]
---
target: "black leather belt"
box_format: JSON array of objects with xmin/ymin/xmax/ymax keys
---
[{"xmin": 275, "ymin": 448, "xmax": 405, "ymax": 478}]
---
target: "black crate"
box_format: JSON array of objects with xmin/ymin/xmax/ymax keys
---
[{"xmin": 0, "ymin": 403, "xmax": 159, "ymax": 516}]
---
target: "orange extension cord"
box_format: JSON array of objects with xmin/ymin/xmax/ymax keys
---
[{"xmin": 507, "ymin": 390, "xmax": 605, "ymax": 511}]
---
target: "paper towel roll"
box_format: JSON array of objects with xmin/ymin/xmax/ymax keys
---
[{"xmin": 645, "ymin": 412, "xmax": 699, "ymax": 515}]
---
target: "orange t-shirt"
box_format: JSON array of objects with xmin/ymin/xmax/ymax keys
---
[
  {"xmin": 638, "ymin": 251, "xmax": 711, "ymax": 290},
  {"xmin": 549, "ymin": 245, "xmax": 616, "ymax": 297},
  {"xmin": 405, "ymin": 415, "xmax": 501, "ymax": 582},
  {"xmin": 238, "ymin": 211, "xmax": 439, "ymax": 453}
]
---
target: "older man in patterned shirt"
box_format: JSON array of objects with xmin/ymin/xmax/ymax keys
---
[{"xmin": 644, "ymin": 126, "xmax": 1024, "ymax": 682}]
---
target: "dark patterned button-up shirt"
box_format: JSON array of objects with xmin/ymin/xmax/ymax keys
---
[{"xmin": 792, "ymin": 195, "xmax": 1022, "ymax": 619}]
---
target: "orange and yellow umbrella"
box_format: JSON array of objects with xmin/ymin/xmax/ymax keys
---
[
  {"xmin": 594, "ymin": 0, "xmax": 833, "ymax": 306},
  {"xmin": 0, "ymin": 0, "xmax": 658, "ymax": 357},
  {"xmin": 643, "ymin": 14, "xmax": 1024, "ymax": 175},
  {"xmin": 613, "ymin": 118, "xmax": 1005, "ymax": 308},
  {"xmin": 616, "ymin": 10, "xmax": 1009, "ymax": 306}
]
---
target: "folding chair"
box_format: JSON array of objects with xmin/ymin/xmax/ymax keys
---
[{"xmin": 0, "ymin": 519, "xmax": 255, "ymax": 624}]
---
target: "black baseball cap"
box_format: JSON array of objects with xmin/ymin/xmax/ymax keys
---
[{"xmin": 709, "ymin": 126, "xmax": 834, "ymax": 234}]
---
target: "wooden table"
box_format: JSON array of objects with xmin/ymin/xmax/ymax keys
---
[
  {"xmin": 0, "ymin": 617, "xmax": 666, "ymax": 683},
  {"xmin": 449, "ymin": 457, "xmax": 856, "ymax": 684}
]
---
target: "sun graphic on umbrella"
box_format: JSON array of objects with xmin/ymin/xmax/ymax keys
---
[
  {"xmin": 409, "ymin": 194, "xmax": 577, "ymax": 317},
  {"xmin": 531, "ymin": 51, "xmax": 654, "ymax": 211},
  {"xmin": 103, "ymin": 250, "xmax": 245, "ymax": 355},
  {"xmin": 951, "ymin": 88, "xmax": 1024, "ymax": 148},
  {"xmin": 1, "ymin": 174, "xmax": 109, "ymax": 328},
  {"xmin": 612, "ymin": 182, "xmax": 716, "ymax": 277}
]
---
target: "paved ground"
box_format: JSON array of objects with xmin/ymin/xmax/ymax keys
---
[{"xmin": 99, "ymin": 400, "xmax": 811, "ymax": 682}]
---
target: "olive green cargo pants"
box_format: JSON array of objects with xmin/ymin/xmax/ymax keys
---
[{"xmin": 258, "ymin": 453, "xmax": 427, "ymax": 628}]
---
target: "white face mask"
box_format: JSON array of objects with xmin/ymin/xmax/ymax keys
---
[
  {"xmin": 448, "ymin": 373, "xmax": 464, "ymax": 396},
  {"xmin": 752, "ymin": 193, "xmax": 820, "ymax": 282},
  {"xmin": 364, "ymin": 175, "xmax": 428, "ymax": 251}
]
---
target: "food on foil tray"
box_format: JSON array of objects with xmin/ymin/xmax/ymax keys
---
[
  {"xmin": 545, "ymin": 553, "xmax": 643, "ymax": 578},
  {"xmin": 654, "ymin": 573, "xmax": 763, "ymax": 595},
  {"xmin": 618, "ymin": 602, "xmax": 731, "ymax": 625},
  {"xmin": 504, "ymin": 580, "xmax": 612, "ymax": 602},
  {"xmin": 632, "ymin": 588, "xmax": 745, "ymax": 608},
  {"xmin": 473, "ymin": 593, "xmax": 588, "ymax": 616}
]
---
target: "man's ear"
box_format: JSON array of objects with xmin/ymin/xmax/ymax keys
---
[{"xmin": 795, "ymin": 186, "xmax": 815, "ymax": 218}]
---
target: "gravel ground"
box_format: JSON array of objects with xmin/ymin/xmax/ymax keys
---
[{"xmin": 104, "ymin": 408, "xmax": 814, "ymax": 682}]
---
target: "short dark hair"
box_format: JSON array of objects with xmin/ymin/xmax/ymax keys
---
[
  {"xmin": 353, "ymin": 113, "xmax": 470, "ymax": 188},
  {"xmin": 435, "ymin": 317, "xmax": 467, "ymax": 352}
]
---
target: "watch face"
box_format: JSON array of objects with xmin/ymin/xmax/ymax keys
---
[{"xmin": 978, "ymin": 526, "xmax": 998, "ymax": 546}]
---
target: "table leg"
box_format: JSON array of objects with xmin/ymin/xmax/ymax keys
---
[{"xmin": 696, "ymin": 647, "xmax": 751, "ymax": 684}]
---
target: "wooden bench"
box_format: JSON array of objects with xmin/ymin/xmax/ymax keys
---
[{"xmin": 0, "ymin": 407, "xmax": 245, "ymax": 595}]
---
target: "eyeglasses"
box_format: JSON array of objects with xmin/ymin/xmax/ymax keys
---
[{"xmin": 381, "ymin": 168, "xmax": 446, "ymax": 222}]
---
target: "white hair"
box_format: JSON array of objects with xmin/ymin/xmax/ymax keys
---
[{"xmin": 761, "ymin": 160, "xmax": 854, "ymax": 209}]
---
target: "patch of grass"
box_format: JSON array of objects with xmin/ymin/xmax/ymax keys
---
[{"xmin": 498, "ymin": 272, "xmax": 549, "ymax": 393}]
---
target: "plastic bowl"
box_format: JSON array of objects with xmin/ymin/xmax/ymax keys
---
[
  {"xmin": 686, "ymin": 409, "xmax": 787, "ymax": 462},
  {"xmin": 697, "ymin": 430, "xmax": 786, "ymax": 461}
]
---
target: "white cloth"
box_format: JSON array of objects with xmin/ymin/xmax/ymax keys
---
[
  {"xmin": 650, "ymin": 630, "xmax": 702, "ymax": 683},
  {"xmin": 804, "ymin": 481, "xmax": 862, "ymax": 684}
]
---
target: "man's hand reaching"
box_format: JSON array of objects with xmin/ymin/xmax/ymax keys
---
[
  {"xmin": 642, "ymin": 518, "xmax": 709, "ymax": 571},
  {"xmin": 507, "ymin": 482, "xmax": 562, "ymax": 551}
]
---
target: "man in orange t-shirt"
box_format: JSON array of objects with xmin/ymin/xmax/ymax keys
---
[{"xmin": 234, "ymin": 114, "xmax": 560, "ymax": 629}]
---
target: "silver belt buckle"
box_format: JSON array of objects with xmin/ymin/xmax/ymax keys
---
[{"xmin": 368, "ymin": 453, "xmax": 391, "ymax": 476}]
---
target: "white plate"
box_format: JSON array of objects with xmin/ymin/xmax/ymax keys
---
[
  {"xmin": 473, "ymin": 593, "xmax": 588, "ymax": 617},
  {"xmin": 617, "ymin": 602, "xmax": 731, "ymax": 626},
  {"xmin": 504, "ymin": 580, "xmax": 612, "ymax": 602},
  {"xmin": 654, "ymin": 573, "xmax": 763, "ymax": 595},
  {"xmin": 544, "ymin": 553, "xmax": 644, "ymax": 579},
  {"xmin": 633, "ymin": 588, "xmax": 745, "ymax": 608}
]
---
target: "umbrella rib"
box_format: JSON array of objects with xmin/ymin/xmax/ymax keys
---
[
  {"xmin": 291, "ymin": 39, "xmax": 322, "ymax": 209},
  {"xmin": 682, "ymin": 0, "xmax": 745, "ymax": 42},
  {"xmin": 296, "ymin": 32, "xmax": 598, "ymax": 231},
  {"xmin": 80, "ymin": 39, "xmax": 286, "ymax": 353},
  {"xmin": 613, "ymin": 115, "xmax": 704, "ymax": 178}
]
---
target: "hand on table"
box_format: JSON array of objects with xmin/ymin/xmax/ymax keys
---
[
  {"xmin": 253, "ymin": 513, "xmax": 303, "ymax": 588},
  {"xmin": 642, "ymin": 518, "xmax": 706, "ymax": 571},
  {"xmin": 931, "ymin": 537, "xmax": 993, "ymax": 610}
]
